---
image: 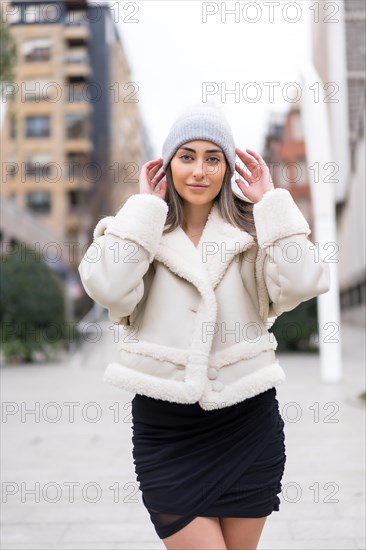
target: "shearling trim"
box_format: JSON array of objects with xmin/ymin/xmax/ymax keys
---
[
  {"xmin": 104, "ymin": 359, "xmax": 286, "ymax": 410},
  {"xmin": 104, "ymin": 194, "xmax": 168, "ymax": 263},
  {"xmin": 253, "ymin": 244, "xmax": 272, "ymax": 323},
  {"xmin": 93, "ymin": 216, "xmax": 115, "ymax": 240},
  {"xmin": 103, "ymin": 361, "xmax": 204, "ymax": 404},
  {"xmin": 253, "ymin": 188, "xmax": 311, "ymax": 248},
  {"xmin": 199, "ymin": 360, "xmax": 286, "ymax": 410},
  {"xmin": 210, "ymin": 334, "xmax": 278, "ymax": 368}
]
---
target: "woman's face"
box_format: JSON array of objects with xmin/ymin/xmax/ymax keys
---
[{"xmin": 170, "ymin": 140, "xmax": 227, "ymax": 205}]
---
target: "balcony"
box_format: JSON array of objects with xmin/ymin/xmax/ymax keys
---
[
  {"xmin": 64, "ymin": 112, "xmax": 92, "ymax": 154},
  {"xmin": 64, "ymin": 47, "xmax": 91, "ymax": 78},
  {"xmin": 64, "ymin": 11, "xmax": 90, "ymax": 40},
  {"xmin": 64, "ymin": 153, "xmax": 91, "ymax": 187}
]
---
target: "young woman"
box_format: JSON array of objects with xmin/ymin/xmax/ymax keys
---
[{"xmin": 78, "ymin": 105, "xmax": 330, "ymax": 550}]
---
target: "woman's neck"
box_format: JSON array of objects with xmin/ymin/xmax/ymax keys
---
[{"xmin": 181, "ymin": 201, "xmax": 214, "ymax": 235}]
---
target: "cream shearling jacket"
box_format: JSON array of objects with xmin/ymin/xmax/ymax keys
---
[{"xmin": 78, "ymin": 188, "xmax": 330, "ymax": 410}]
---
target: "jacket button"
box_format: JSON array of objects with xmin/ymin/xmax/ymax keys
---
[
  {"xmin": 207, "ymin": 367, "xmax": 218, "ymax": 380},
  {"xmin": 212, "ymin": 380, "xmax": 224, "ymax": 392}
]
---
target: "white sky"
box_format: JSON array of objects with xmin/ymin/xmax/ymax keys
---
[{"xmin": 107, "ymin": 0, "xmax": 313, "ymax": 157}]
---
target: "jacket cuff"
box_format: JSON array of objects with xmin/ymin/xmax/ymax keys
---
[
  {"xmin": 94, "ymin": 194, "xmax": 168, "ymax": 262},
  {"xmin": 93, "ymin": 216, "xmax": 115, "ymax": 240},
  {"xmin": 253, "ymin": 188, "xmax": 311, "ymax": 248}
]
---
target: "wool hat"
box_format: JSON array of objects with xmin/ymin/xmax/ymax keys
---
[{"xmin": 162, "ymin": 104, "xmax": 236, "ymax": 175}]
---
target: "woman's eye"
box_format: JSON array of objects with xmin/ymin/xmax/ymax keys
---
[{"xmin": 179, "ymin": 155, "xmax": 220, "ymax": 162}]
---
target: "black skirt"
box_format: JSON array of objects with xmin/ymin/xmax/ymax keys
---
[{"xmin": 131, "ymin": 386, "xmax": 286, "ymax": 540}]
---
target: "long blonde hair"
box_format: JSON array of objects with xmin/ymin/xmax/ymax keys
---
[{"xmin": 162, "ymin": 160, "xmax": 257, "ymax": 241}]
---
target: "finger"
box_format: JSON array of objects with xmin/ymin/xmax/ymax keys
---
[
  {"xmin": 245, "ymin": 148, "xmax": 265, "ymax": 166},
  {"xmin": 151, "ymin": 175, "xmax": 163, "ymax": 189},
  {"xmin": 236, "ymin": 160, "xmax": 262, "ymax": 182},
  {"xmin": 159, "ymin": 180, "xmax": 167, "ymax": 192},
  {"xmin": 154, "ymin": 170, "xmax": 166, "ymax": 184},
  {"xmin": 235, "ymin": 147, "xmax": 245, "ymax": 159},
  {"xmin": 235, "ymin": 178, "xmax": 249, "ymax": 188},
  {"xmin": 145, "ymin": 159, "xmax": 163, "ymax": 171},
  {"xmin": 236, "ymin": 147, "xmax": 262, "ymax": 169},
  {"xmin": 148, "ymin": 164, "xmax": 163, "ymax": 181},
  {"xmin": 147, "ymin": 161, "xmax": 163, "ymax": 173},
  {"xmin": 235, "ymin": 154, "xmax": 258, "ymax": 174},
  {"xmin": 235, "ymin": 148, "xmax": 256, "ymax": 161},
  {"xmin": 234, "ymin": 162, "xmax": 251, "ymax": 181},
  {"xmin": 155, "ymin": 181, "xmax": 166, "ymax": 198}
]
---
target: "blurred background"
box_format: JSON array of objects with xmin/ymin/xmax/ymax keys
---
[{"xmin": 1, "ymin": 1, "xmax": 365, "ymax": 549}]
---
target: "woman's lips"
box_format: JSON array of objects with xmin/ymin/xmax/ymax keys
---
[{"xmin": 187, "ymin": 184, "xmax": 208, "ymax": 189}]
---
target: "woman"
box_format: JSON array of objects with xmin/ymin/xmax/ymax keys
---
[{"xmin": 78, "ymin": 105, "xmax": 330, "ymax": 549}]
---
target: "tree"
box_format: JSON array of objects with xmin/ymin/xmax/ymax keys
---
[
  {"xmin": 0, "ymin": 245, "xmax": 66, "ymax": 363},
  {"xmin": 270, "ymin": 297, "xmax": 320, "ymax": 352},
  {"xmin": 0, "ymin": 5, "xmax": 17, "ymax": 94}
]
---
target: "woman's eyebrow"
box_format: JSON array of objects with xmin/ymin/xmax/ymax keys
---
[{"xmin": 178, "ymin": 146, "xmax": 224, "ymax": 154}]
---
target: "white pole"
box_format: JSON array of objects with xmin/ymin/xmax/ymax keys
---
[{"xmin": 299, "ymin": 63, "xmax": 342, "ymax": 382}]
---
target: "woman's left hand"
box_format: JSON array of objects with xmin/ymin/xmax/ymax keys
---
[{"xmin": 234, "ymin": 148, "xmax": 275, "ymax": 204}]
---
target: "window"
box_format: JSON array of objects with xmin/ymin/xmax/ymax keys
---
[
  {"xmin": 68, "ymin": 190, "xmax": 80, "ymax": 212},
  {"xmin": 64, "ymin": 47, "xmax": 89, "ymax": 65},
  {"xmin": 22, "ymin": 39, "xmax": 51, "ymax": 62},
  {"xmin": 65, "ymin": 113, "xmax": 89, "ymax": 139},
  {"xmin": 65, "ymin": 153, "xmax": 88, "ymax": 179},
  {"xmin": 23, "ymin": 4, "xmax": 60, "ymax": 24},
  {"xmin": 25, "ymin": 154, "xmax": 53, "ymax": 178},
  {"xmin": 65, "ymin": 75, "xmax": 88, "ymax": 102},
  {"xmin": 65, "ymin": 10, "xmax": 88, "ymax": 27},
  {"xmin": 26, "ymin": 191, "xmax": 51, "ymax": 214},
  {"xmin": 65, "ymin": 83, "xmax": 86, "ymax": 102},
  {"xmin": 25, "ymin": 116, "xmax": 50, "ymax": 138},
  {"xmin": 270, "ymin": 123, "xmax": 283, "ymax": 140},
  {"xmin": 38, "ymin": 4, "xmax": 60, "ymax": 23},
  {"xmin": 24, "ymin": 4, "xmax": 39, "ymax": 24},
  {"xmin": 22, "ymin": 78, "xmax": 56, "ymax": 101},
  {"xmin": 7, "ymin": 6, "xmax": 21, "ymax": 24}
]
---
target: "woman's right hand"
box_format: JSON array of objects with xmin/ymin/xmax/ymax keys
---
[{"xmin": 139, "ymin": 158, "xmax": 167, "ymax": 200}]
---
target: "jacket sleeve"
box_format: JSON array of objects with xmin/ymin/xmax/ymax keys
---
[
  {"xmin": 252, "ymin": 188, "xmax": 331, "ymax": 317},
  {"xmin": 78, "ymin": 193, "xmax": 168, "ymax": 325}
]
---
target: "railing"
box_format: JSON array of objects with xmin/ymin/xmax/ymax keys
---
[
  {"xmin": 64, "ymin": 53, "xmax": 90, "ymax": 65},
  {"xmin": 64, "ymin": 12, "xmax": 89, "ymax": 28}
]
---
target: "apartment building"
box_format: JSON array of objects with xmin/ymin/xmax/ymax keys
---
[
  {"xmin": 312, "ymin": 0, "xmax": 365, "ymax": 324},
  {"xmin": 1, "ymin": 0, "xmax": 149, "ymax": 266},
  {"xmin": 263, "ymin": 1, "xmax": 365, "ymax": 326},
  {"xmin": 262, "ymin": 104, "xmax": 313, "ymax": 232}
]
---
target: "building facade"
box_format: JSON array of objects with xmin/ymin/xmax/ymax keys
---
[
  {"xmin": 263, "ymin": 105, "xmax": 314, "ymax": 232},
  {"xmin": 312, "ymin": 0, "xmax": 365, "ymax": 325},
  {"xmin": 1, "ymin": 0, "xmax": 147, "ymax": 266}
]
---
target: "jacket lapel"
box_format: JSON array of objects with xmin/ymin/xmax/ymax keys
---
[{"xmin": 155, "ymin": 202, "xmax": 256, "ymax": 294}]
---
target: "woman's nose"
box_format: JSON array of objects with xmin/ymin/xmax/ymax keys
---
[{"xmin": 192, "ymin": 161, "xmax": 205, "ymax": 179}]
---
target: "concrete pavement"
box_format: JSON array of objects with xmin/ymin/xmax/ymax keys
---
[{"xmin": 1, "ymin": 321, "xmax": 365, "ymax": 549}]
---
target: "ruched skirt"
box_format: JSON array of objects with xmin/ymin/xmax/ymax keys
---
[{"xmin": 131, "ymin": 386, "xmax": 286, "ymax": 540}]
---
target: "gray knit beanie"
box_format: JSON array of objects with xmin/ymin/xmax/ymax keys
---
[{"xmin": 162, "ymin": 104, "xmax": 236, "ymax": 175}]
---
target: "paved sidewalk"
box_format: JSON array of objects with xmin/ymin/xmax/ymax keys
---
[{"xmin": 1, "ymin": 322, "xmax": 365, "ymax": 550}]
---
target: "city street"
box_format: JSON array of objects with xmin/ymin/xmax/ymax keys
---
[{"xmin": 1, "ymin": 321, "xmax": 365, "ymax": 550}]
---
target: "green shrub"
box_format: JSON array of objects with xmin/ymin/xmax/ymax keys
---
[
  {"xmin": 0, "ymin": 244, "xmax": 66, "ymax": 363},
  {"xmin": 270, "ymin": 297, "xmax": 319, "ymax": 352}
]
